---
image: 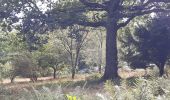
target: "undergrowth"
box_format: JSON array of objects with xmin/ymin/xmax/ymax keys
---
[{"xmin": 1, "ymin": 75, "xmax": 170, "ymax": 100}]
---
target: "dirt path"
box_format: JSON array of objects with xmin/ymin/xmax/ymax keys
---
[
  {"xmin": 1, "ymin": 74, "xmax": 89, "ymax": 90},
  {"xmin": 1, "ymin": 76, "xmax": 53, "ymax": 84},
  {"xmin": 0, "ymin": 69, "xmax": 148, "ymax": 91}
]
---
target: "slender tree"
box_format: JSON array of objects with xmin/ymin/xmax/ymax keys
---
[
  {"xmin": 56, "ymin": 26, "xmax": 88, "ymax": 79},
  {"xmin": 37, "ymin": 35, "xmax": 68, "ymax": 79},
  {"xmin": 95, "ymin": 28, "xmax": 105, "ymax": 74},
  {"xmin": 38, "ymin": 54, "xmax": 61, "ymax": 79}
]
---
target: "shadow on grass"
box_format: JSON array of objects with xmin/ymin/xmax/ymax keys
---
[{"xmin": 35, "ymin": 77, "xmax": 102, "ymax": 91}]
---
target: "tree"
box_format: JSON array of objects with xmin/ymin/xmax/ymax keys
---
[
  {"xmin": 0, "ymin": 31, "xmax": 30, "ymax": 82},
  {"xmin": 56, "ymin": 25, "xmax": 88, "ymax": 79},
  {"xmin": 96, "ymin": 28, "xmax": 105, "ymax": 73},
  {"xmin": 1, "ymin": 0, "xmax": 170, "ymax": 80},
  {"xmin": 85, "ymin": 28, "xmax": 105, "ymax": 73},
  {"xmin": 10, "ymin": 53, "xmax": 38, "ymax": 83},
  {"xmin": 120, "ymin": 14, "xmax": 170, "ymax": 76},
  {"xmin": 37, "ymin": 35, "xmax": 68, "ymax": 79},
  {"xmin": 38, "ymin": 54, "xmax": 63, "ymax": 79}
]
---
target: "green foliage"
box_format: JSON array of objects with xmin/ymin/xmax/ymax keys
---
[
  {"xmin": 1, "ymin": 0, "xmax": 170, "ymax": 81},
  {"xmin": 103, "ymin": 77, "xmax": 170, "ymax": 100},
  {"xmin": 38, "ymin": 54, "xmax": 59, "ymax": 69},
  {"xmin": 87, "ymin": 73, "xmax": 102, "ymax": 80},
  {"xmin": 0, "ymin": 31, "xmax": 29, "ymax": 80},
  {"xmin": 0, "ymin": 63, "xmax": 11, "ymax": 80},
  {"xmin": 119, "ymin": 14, "xmax": 170, "ymax": 74},
  {"xmin": 9, "ymin": 52, "xmax": 39, "ymax": 82},
  {"xmin": 0, "ymin": 31, "xmax": 27, "ymax": 63},
  {"xmin": 37, "ymin": 36, "xmax": 69, "ymax": 78},
  {"xmin": 104, "ymin": 80, "xmax": 116, "ymax": 97}
]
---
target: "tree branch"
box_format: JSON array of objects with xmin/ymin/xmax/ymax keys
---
[
  {"xmin": 148, "ymin": 0, "xmax": 170, "ymax": 3},
  {"xmin": 79, "ymin": 30, "xmax": 88, "ymax": 50},
  {"xmin": 25, "ymin": 0, "xmax": 41, "ymax": 12},
  {"xmin": 75, "ymin": 20, "xmax": 106, "ymax": 27},
  {"xmin": 135, "ymin": 8, "xmax": 170, "ymax": 17},
  {"xmin": 119, "ymin": 8, "xmax": 170, "ymax": 28},
  {"xmin": 79, "ymin": 0, "xmax": 106, "ymax": 9},
  {"xmin": 118, "ymin": 16, "xmax": 135, "ymax": 28},
  {"xmin": 126, "ymin": 0, "xmax": 170, "ymax": 12}
]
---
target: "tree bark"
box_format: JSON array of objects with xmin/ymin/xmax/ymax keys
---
[
  {"xmin": 72, "ymin": 49, "xmax": 80, "ymax": 79},
  {"xmin": 70, "ymin": 35, "xmax": 76, "ymax": 79},
  {"xmin": 52, "ymin": 67, "xmax": 57, "ymax": 79},
  {"xmin": 75, "ymin": 45, "xmax": 80, "ymax": 73},
  {"xmin": 98, "ymin": 32, "xmax": 103, "ymax": 74},
  {"xmin": 102, "ymin": 22, "xmax": 119, "ymax": 80},
  {"xmin": 10, "ymin": 76, "xmax": 15, "ymax": 83},
  {"xmin": 72, "ymin": 67, "xmax": 75, "ymax": 79},
  {"xmin": 157, "ymin": 63, "xmax": 165, "ymax": 77},
  {"xmin": 99, "ymin": 64, "xmax": 102, "ymax": 74}
]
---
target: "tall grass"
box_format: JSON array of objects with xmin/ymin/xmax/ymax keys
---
[
  {"xmin": 104, "ymin": 77, "xmax": 170, "ymax": 100},
  {"xmin": 1, "ymin": 76, "xmax": 170, "ymax": 100}
]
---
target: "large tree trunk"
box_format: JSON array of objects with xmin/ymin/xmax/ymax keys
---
[{"xmin": 102, "ymin": 22, "xmax": 119, "ymax": 80}]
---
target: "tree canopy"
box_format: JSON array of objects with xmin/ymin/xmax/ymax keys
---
[{"xmin": 120, "ymin": 14, "xmax": 170, "ymax": 76}]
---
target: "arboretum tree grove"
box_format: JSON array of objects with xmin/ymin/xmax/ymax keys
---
[{"xmin": 0, "ymin": 0, "xmax": 170, "ymax": 80}]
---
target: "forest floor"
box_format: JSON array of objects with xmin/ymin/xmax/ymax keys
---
[
  {"xmin": 1, "ymin": 68, "xmax": 169, "ymax": 100},
  {"xmin": 1, "ymin": 68, "xmax": 148, "ymax": 83},
  {"xmin": 1, "ymin": 74, "xmax": 103, "ymax": 97},
  {"xmin": 0, "ymin": 68, "xmax": 148, "ymax": 91},
  {"xmin": 0, "ymin": 68, "xmax": 160, "ymax": 100}
]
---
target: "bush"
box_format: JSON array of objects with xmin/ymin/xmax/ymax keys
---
[
  {"xmin": 0, "ymin": 63, "xmax": 11, "ymax": 82},
  {"xmin": 103, "ymin": 77, "xmax": 170, "ymax": 100},
  {"xmin": 9, "ymin": 54, "xmax": 40, "ymax": 82}
]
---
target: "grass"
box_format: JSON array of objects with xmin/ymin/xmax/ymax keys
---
[
  {"xmin": 1, "ymin": 68, "xmax": 170, "ymax": 100},
  {"xmin": 0, "ymin": 73, "xmax": 104, "ymax": 100}
]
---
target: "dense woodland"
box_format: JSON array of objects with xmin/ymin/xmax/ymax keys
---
[{"xmin": 0, "ymin": 0, "xmax": 170, "ymax": 100}]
